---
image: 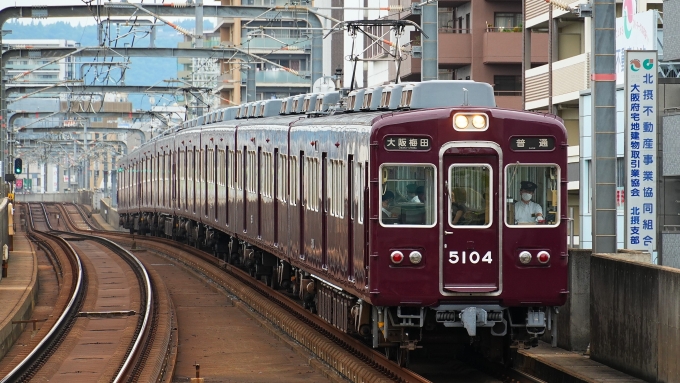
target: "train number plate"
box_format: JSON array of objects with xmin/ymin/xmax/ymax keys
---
[{"xmin": 448, "ymin": 251, "xmax": 492, "ymax": 264}]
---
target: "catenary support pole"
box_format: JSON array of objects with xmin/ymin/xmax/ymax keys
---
[{"xmin": 591, "ymin": 0, "xmax": 617, "ymax": 253}]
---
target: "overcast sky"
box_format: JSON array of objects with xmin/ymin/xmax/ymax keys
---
[{"xmin": 2, "ymin": 0, "xmax": 223, "ymax": 25}]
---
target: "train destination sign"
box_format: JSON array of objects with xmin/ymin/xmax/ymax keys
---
[
  {"xmin": 510, "ymin": 136, "xmax": 555, "ymax": 151},
  {"xmin": 383, "ymin": 136, "xmax": 431, "ymax": 151}
]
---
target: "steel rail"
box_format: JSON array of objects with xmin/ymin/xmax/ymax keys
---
[
  {"xmin": 54, "ymin": 203, "xmax": 155, "ymax": 382},
  {"xmin": 0, "ymin": 204, "xmax": 84, "ymax": 383}
]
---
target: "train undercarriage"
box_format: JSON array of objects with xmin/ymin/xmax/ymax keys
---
[{"xmin": 121, "ymin": 212, "xmax": 556, "ymax": 366}]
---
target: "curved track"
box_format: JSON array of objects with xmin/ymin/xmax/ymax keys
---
[{"xmin": 1, "ymin": 203, "xmax": 156, "ymax": 383}]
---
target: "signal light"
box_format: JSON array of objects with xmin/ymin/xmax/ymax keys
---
[
  {"xmin": 537, "ymin": 251, "xmax": 551, "ymax": 264},
  {"xmin": 14, "ymin": 158, "xmax": 22, "ymax": 174}
]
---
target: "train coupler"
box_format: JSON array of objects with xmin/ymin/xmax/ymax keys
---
[
  {"xmin": 434, "ymin": 305, "xmax": 507, "ymax": 337},
  {"xmin": 526, "ymin": 308, "xmax": 546, "ymax": 336}
]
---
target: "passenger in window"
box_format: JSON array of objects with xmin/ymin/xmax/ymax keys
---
[
  {"xmin": 514, "ymin": 181, "xmax": 544, "ymax": 224},
  {"xmin": 382, "ymin": 191, "xmax": 398, "ymax": 219},
  {"xmin": 450, "ymin": 188, "xmax": 468, "ymax": 225},
  {"xmin": 416, "ymin": 186, "xmax": 426, "ymax": 203},
  {"xmin": 406, "ymin": 184, "xmax": 420, "ymax": 202}
]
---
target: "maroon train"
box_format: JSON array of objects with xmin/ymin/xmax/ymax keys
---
[{"xmin": 118, "ymin": 80, "xmax": 568, "ymax": 364}]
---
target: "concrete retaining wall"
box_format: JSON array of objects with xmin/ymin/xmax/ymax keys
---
[
  {"xmin": 16, "ymin": 193, "xmax": 79, "ymax": 203},
  {"xmin": 591, "ymin": 254, "xmax": 680, "ymax": 382},
  {"xmin": 0, "ymin": 251, "xmax": 38, "ymax": 361},
  {"xmin": 99, "ymin": 198, "xmax": 120, "ymax": 229}
]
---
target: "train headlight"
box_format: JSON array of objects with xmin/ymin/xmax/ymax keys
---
[
  {"xmin": 409, "ymin": 251, "xmax": 422, "ymax": 264},
  {"xmin": 390, "ymin": 251, "xmax": 404, "ymax": 264},
  {"xmin": 472, "ymin": 114, "xmax": 487, "ymax": 129},
  {"xmin": 537, "ymin": 251, "xmax": 550, "ymax": 264},
  {"xmin": 454, "ymin": 115, "xmax": 469, "ymax": 129},
  {"xmin": 519, "ymin": 251, "xmax": 532, "ymax": 264}
]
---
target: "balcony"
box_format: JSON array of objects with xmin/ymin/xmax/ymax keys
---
[
  {"xmin": 525, "ymin": 0, "xmax": 582, "ymax": 28},
  {"xmin": 438, "ymin": 30, "xmax": 472, "ymax": 65},
  {"xmin": 255, "ymin": 70, "xmax": 311, "ymax": 87},
  {"xmin": 400, "ymin": 30, "xmax": 471, "ymax": 80},
  {"xmin": 215, "ymin": 73, "xmax": 236, "ymax": 92},
  {"xmin": 483, "ymin": 29, "xmax": 549, "ymax": 64},
  {"xmin": 494, "ymin": 92, "xmax": 523, "ymax": 110},
  {"xmin": 524, "ymin": 53, "xmax": 589, "ymax": 110},
  {"xmin": 245, "ymin": 37, "xmax": 306, "ymax": 51}
]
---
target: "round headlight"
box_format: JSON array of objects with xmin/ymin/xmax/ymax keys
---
[
  {"xmin": 454, "ymin": 115, "xmax": 469, "ymax": 129},
  {"xmin": 472, "ymin": 115, "xmax": 486, "ymax": 129},
  {"xmin": 519, "ymin": 251, "xmax": 532, "ymax": 264},
  {"xmin": 409, "ymin": 251, "xmax": 422, "ymax": 264}
]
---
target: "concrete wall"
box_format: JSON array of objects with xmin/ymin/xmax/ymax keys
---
[
  {"xmin": 591, "ymin": 254, "xmax": 680, "ymax": 382},
  {"xmin": 99, "ymin": 198, "xmax": 120, "ymax": 229},
  {"xmin": 664, "ymin": 0, "xmax": 680, "ymax": 61},
  {"xmin": 555, "ymin": 249, "xmax": 591, "ymax": 352},
  {"xmin": 16, "ymin": 193, "xmax": 79, "ymax": 203}
]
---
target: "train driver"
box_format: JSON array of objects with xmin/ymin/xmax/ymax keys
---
[
  {"xmin": 514, "ymin": 181, "xmax": 544, "ymax": 224},
  {"xmin": 382, "ymin": 191, "xmax": 398, "ymax": 219}
]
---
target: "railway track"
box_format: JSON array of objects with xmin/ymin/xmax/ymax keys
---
[
  {"xmin": 56, "ymin": 202, "xmax": 546, "ymax": 383},
  {"xmin": 0, "ymin": 203, "xmax": 162, "ymax": 383}
]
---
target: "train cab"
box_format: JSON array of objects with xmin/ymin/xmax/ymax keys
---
[{"xmin": 367, "ymin": 81, "xmax": 567, "ymax": 350}]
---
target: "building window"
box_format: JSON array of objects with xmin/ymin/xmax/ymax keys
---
[
  {"xmin": 438, "ymin": 8, "xmax": 454, "ymax": 31},
  {"xmin": 493, "ymin": 75, "xmax": 522, "ymax": 96},
  {"xmin": 494, "ymin": 13, "xmax": 522, "ymax": 30}
]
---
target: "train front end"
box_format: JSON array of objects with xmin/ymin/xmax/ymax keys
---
[{"xmin": 365, "ymin": 82, "xmax": 568, "ymax": 357}]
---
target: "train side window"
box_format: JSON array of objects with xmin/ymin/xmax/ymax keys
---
[
  {"xmin": 505, "ymin": 164, "xmax": 560, "ymax": 227},
  {"xmin": 278, "ymin": 153, "xmax": 287, "ymax": 203},
  {"xmin": 228, "ymin": 149, "xmax": 234, "ymax": 189},
  {"xmin": 290, "ymin": 155, "xmax": 297, "ymax": 206},
  {"xmin": 379, "ymin": 164, "xmax": 436, "ymax": 227},
  {"xmin": 358, "ymin": 162, "xmax": 366, "ymax": 224},
  {"xmin": 448, "ymin": 165, "xmax": 492, "ymax": 228},
  {"xmin": 305, "ymin": 157, "xmax": 320, "ymax": 211},
  {"xmin": 236, "ymin": 150, "xmax": 243, "ymax": 190}
]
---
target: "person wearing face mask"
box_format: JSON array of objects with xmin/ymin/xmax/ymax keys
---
[{"xmin": 514, "ymin": 181, "xmax": 544, "ymax": 224}]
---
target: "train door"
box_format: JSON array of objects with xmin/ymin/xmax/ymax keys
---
[
  {"xmin": 347, "ymin": 155, "xmax": 355, "ymax": 280},
  {"xmin": 321, "ymin": 152, "xmax": 328, "ymax": 269},
  {"xmin": 440, "ymin": 143, "xmax": 501, "ymax": 295},
  {"xmin": 299, "ymin": 151, "xmax": 305, "ymax": 260},
  {"xmin": 257, "ymin": 147, "xmax": 262, "ymax": 237},
  {"xmin": 273, "ymin": 148, "xmax": 279, "ymax": 244}
]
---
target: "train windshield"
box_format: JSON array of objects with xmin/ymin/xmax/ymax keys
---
[
  {"xmin": 505, "ymin": 164, "xmax": 560, "ymax": 226},
  {"xmin": 448, "ymin": 165, "xmax": 491, "ymax": 227},
  {"xmin": 379, "ymin": 164, "xmax": 436, "ymax": 227}
]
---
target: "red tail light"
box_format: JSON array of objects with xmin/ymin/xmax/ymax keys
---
[
  {"xmin": 537, "ymin": 251, "xmax": 550, "ymax": 264},
  {"xmin": 390, "ymin": 251, "xmax": 404, "ymax": 264}
]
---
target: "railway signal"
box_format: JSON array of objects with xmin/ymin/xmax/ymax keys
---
[{"xmin": 14, "ymin": 158, "xmax": 22, "ymax": 174}]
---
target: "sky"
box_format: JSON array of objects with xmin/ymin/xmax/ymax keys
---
[{"xmin": 1, "ymin": 0, "xmax": 223, "ymax": 26}]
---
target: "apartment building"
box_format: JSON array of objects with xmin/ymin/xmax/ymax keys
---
[
  {"xmin": 213, "ymin": 0, "xmax": 324, "ymax": 105},
  {"xmin": 522, "ymin": 0, "xmax": 664, "ymax": 249},
  {"xmin": 381, "ymin": 0, "xmax": 550, "ymax": 110}
]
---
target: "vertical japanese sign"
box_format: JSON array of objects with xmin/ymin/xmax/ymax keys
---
[{"xmin": 625, "ymin": 50, "xmax": 657, "ymax": 250}]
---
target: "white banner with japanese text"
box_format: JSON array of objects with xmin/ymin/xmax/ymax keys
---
[{"xmin": 624, "ymin": 50, "xmax": 657, "ymax": 250}]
